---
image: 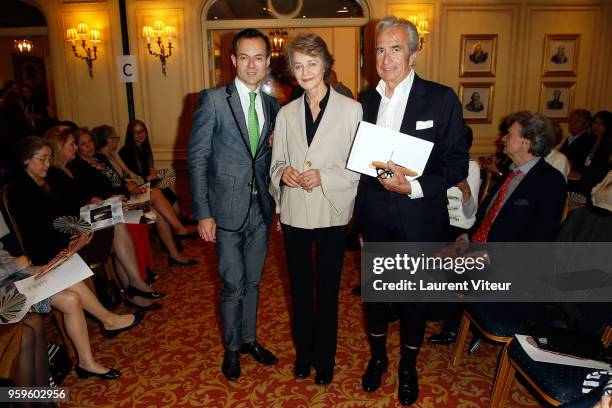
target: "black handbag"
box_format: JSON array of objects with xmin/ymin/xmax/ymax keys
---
[
  {"xmin": 47, "ymin": 342, "xmax": 72, "ymax": 387},
  {"xmin": 92, "ymin": 276, "xmax": 122, "ymax": 310}
]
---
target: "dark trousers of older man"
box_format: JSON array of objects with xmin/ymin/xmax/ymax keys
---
[
  {"xmin": 360, "ymin": 189, "xmax": 444, "ymax": 363},
  {"xmin": 215, "ymin": 197, "xmax": 269, "ymax": 352}
]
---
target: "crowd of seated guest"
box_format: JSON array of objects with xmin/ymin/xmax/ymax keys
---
[{"xmin": 0, "ymin": 108, "xmax": 201, "ymax": 390}]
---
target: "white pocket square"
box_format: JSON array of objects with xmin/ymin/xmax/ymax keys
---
[{"xmin": 416, "ymin": 120, "xmax": 434, "ymax": 130}]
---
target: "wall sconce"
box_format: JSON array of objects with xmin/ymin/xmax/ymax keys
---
[
  {"xmin": 14, "ymin": 38, "xmax": 34, "ymax": 55},
  {"xmin": 65, "ymin": 22, "xmax": 101, "ymax": 78},
  {"xmin": 142, "ymin": 20, "xmax": 176, "ymax": 76},
  {"xmin": 407, "ymin": 14, "xmax": 431, "ymax": 51},
  {"xmin": 269, "ymin": 29, "xmax": 288, "ymax": 58}
]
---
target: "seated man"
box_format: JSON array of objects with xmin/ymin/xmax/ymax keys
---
[{"xmin": 469, "ymin": 111, "xmax": 566, "ymax": 244}]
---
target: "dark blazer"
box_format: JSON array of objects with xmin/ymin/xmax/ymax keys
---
[
  {"xmin": 471, "ymin": 158, "xmax": 566, "ymax": 242},
  {"xmin": 559, "ymin": 131, "xmax": 595, "ymax": 173},
  {"xmin": 187, "ymin": 80, "xmax": 279, "ymax": 231},
  {"xmin": 354, "ymin": 74, "xmax": 468, "ymax": 241}
]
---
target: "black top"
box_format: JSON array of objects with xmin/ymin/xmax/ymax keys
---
[
  {"xmin": 119, "ymin": 145, "xmax": 153, "ymax": 177},
  {"xmin": 304, "ymin": 86, "xmax": 330, "ymax": 146},
  {"xmin": 10, "ymin": 172, "xmax": 71, "ymax": 265},
  {"xmin": 67, "ymin": 155, "xmax": 127, "ymax": 200},
  {"xmin": 46, "ymin": 166, "xmax": 90, "ymax": 214}
]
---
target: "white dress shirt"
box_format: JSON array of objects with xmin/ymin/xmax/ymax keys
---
[
  {"xmin": 545, "ymin": 149, "xmax": 570, "ymax": 181},
  {"xmin": 447, "ymin": 160, "xmax": 481, "ymax": 229},
  {"xmin": 235, "ymin": 77, "xmax": 264, "ymax": 135},
  {"xmin": 374, "ymin": 70, "xmax": 424, "ymax": 199}
]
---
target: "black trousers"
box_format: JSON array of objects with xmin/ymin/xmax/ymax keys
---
[
  {"xmin": 361, "ymin": 189, "xmax": 440, "ymax": 348},
  {"xmin": 281, "ymin": 223, "xmax": 347, "ymax": 370}
]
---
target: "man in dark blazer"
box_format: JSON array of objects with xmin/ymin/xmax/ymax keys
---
[
  {"xmin": 470, "ymin": 111, "xmax": 566, "ymax": 243},
  {"xmin": 560, "ymin": 109, "xmax": 593, "ymax": 174},
  {"xmin": 354, "ymin": 16, "xmax": 468, "ymax": 406},
  {"xmin": 187, "ymin": 28, "xmax": 280, "ymax": 381}
]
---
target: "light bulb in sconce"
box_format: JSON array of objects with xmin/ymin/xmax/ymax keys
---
[
  {"xmin": 142, "ymin": 26, "xmax": 154, "ymax": 44},
  {"xmin": 89, "ymin": 28, "xmax": 101, "ymax": 43},
  {"xmin": 66, "ymin": 28, "xmax": 78, "ymax": 44},
  {"xmin": 164, "ymin": 25, "xmax": 176, "ymax": 39}
]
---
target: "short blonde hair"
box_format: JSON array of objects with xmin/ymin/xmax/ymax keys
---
[{"xmin": 284, "ymin": 33, "xmax": 334, "ymax": 80}]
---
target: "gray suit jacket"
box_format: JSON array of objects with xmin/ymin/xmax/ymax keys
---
[{"xmin": 188, "ymin": 79, "xmax": 280, "ymax": 231}]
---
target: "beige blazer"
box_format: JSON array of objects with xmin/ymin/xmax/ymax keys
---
[{"xmin": 269, "ymin": 86, "xmax": 362, "ymax": 229}]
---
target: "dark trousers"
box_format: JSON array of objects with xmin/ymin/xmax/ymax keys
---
[
  {"xmin": 281, "ymin": 223, "xmax": 347, "ymax": 370},
  {"xmin": 361, "ymin": 189, "xmax": 440, "ymax": 349},
  {"xmin": 216, "ymin": 197, "xmax": 269, "ymax": 351}
]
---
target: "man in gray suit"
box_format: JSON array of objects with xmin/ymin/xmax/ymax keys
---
[{"xmin": 187, "ymin": 28, "xmax": 280, "ymax": 381}]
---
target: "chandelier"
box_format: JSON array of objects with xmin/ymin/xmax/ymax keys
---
[
  {"xmin": 14, "ymin": 38, "xmax": 33, "ymax": 54},
  {"xmin": 269, "ymin": 29, "xmax": 287, "ymax": 58}
]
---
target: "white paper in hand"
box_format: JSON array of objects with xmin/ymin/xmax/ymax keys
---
[
  {"xmin": 14, "ymin": 254, "xmax": 93, "ymax": 304},
  {"xmin": 347, "ymin": 121, "xmax": 434, "ymax": 179}
]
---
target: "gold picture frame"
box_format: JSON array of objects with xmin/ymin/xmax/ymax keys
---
[
  {"xmin": 459, "ymin": 34, "xmax": 497, "ymax": 77},
  {"xmin": 542, "ymin": 34, "xmax": 580, "ymax": 77},
  {"xmin": 539, "ymin": 81, "xmax": 575, "ymax": 121},
  {"xmin": 459, "ymin": 82, "xmax": 494, "ymax": 124}
]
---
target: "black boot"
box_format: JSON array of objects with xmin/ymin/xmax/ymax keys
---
[
  {"xmin": 398, "ymin": 345, "xmax": 419, "ymax": 406},
  {"xmin": 361, "ymin": 334, "xmax": 388, "ymax": 392}
]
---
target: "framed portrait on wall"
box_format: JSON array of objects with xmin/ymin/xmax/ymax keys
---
[
  {"xmin": 459, "ymin": 82, "xmax": 494, "ymax": 124},
  {"xmin": 459, "ymin": 34, "xmax": 497, "ymax": 77},
  {"xmin": 542, "ymin": 34, "xmax": 580, "ymax": 76},
  {"xmin": 12, "ymin": 54, "xmax": 48, "ymax": 105},
  {"xmin": 540, "ymin": 82, "xmax": 575, "ymax": 120}
]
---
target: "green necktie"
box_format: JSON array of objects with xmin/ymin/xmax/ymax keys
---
[
  {"xmin": 248, "ymin": 92, "xmax": 260, "ymax": 157},
  {"xmin": 248, "ymin": 92, "xmax": 260, "ymax": 192}
]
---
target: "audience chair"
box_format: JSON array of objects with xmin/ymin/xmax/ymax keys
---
[{"xmin": 488, "ymin": 326, "xmax": 611, "ymax": 407}]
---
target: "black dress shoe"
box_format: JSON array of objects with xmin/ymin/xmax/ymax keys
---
[
  {"xmin": 314, "ymin": 368, "xmax": 333, "ymax": 386},
  {"xmin": 294, "ymin": 363, "xmax": 311, "ymax": 379},
  {"xmin": 124, "ymin": 298, "xmax": 162, "ymax": 311},
  {"xmin": 126, "ymin": 285, "xmax": 166, "ymax": 299},
  {"xmin": 168, "ymin": 256, "xmax": 198, "ymax": 267},
  {"xmin": 398, "ymin": 369, "xmax": 419, "ymax": 406},
  {"xmin": 101, "ymin": 311, "xmax": 145, "ymax": 338},
  {"xmin": 362, "ymin": 358, "xmax": 388, "ymax": 392},
  {"xmin": 428, "ymin": 330, "xmax": 457, "ymax": 345},
  {"xmin": 222, "ymin": 350, "xmax": 240, "ymax": 381},
  {"xmin": 239, "ymin": 341, "xmax": 278, "ymax": 365},
  {"xmin": 75, "ymin": 366, "xmax": 121, "ymax": 380}
]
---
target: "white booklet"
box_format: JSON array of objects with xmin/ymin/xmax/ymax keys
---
[
  {"xmin": 14, "ymin": 254, "xmax": 93, "ymax": 305},
  {"xmin": 80, "ymin": 197, "xmax": 125, "ymax": 230},
  {"xmin": 347, "ymin": 121, "xmax": 434, "ymax": 180},
  {"xmin": 515, "ymin": 334, "xmax": 612, "ymax": 370}
]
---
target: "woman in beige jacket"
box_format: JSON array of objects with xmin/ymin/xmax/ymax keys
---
[{"xmin": 269, "ymin": 33, "xmax": 362, "ymax": 386}]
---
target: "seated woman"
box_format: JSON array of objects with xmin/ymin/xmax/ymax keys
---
[
  {"xmin": 570, "ymin": 110, "xmax": 611, "ymax": 199},
  {"xmin": 1, "ymin": 243, "xmax": 49, "ymax": 393},
  {"xmin": 42, "ymin": 128, "xmax": 165, "ymax": 310},
  {"xmin": 92, "ymin": 125, "xmax": 197, "ymax": 266},
  {"xmin": 120, "ymin": 120, "xmax": 180, "ymax": 209},
  {"xmin": 5, "ymin": 160, "xmax": 142, "ymax": 380}
]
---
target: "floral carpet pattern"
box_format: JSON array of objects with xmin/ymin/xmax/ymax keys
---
[{"xmin": 60, "ymin": 228, "xmax": 543, "ymax": 407}]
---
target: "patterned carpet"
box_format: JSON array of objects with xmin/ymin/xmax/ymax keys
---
[{"xmin": 59, "ymin": 227, "xmax": 544, "ymax": 407}]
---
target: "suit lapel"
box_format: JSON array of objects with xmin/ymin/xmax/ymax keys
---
[
  {"xmin": 399, "ymin": 74, "xmax": 426, "ymax": 136},
  {"xmin": 254, "ymin": 93, "xmax": 271, "ymax": 156},
  {"xmin": 225, "ymin": 81, "xmax": 252, "ymax": 155}
]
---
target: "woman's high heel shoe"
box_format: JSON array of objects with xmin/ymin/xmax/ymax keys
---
[
  {"xmin": 75, "ymin": 365, "xmax": 121, "ymax": 380},
  {"xmin": 168, "ymin": 256, "xmax": 198, "ymax": 267},
  {"xmin": 101, "ymin": 311, "xmax": 145, "ymax": 338},
  {"xmin": 126, "ymin": 285, "xmax": 166, "ymax": 299},
  {"xmin": 124, "ymin": 298, "xmax": 162, "ymax": 311}
]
